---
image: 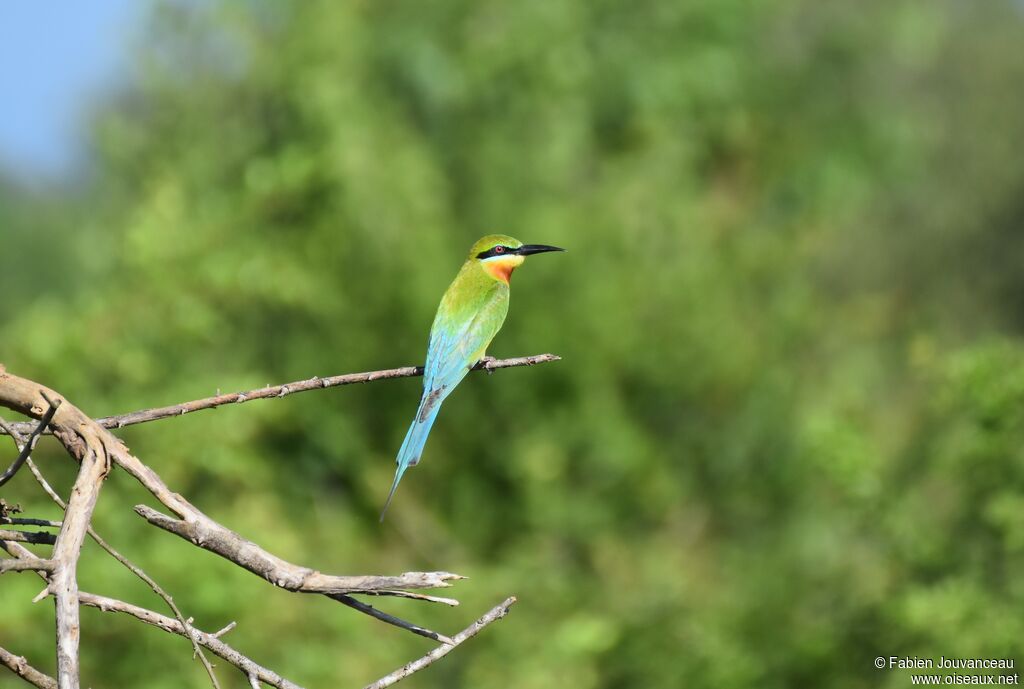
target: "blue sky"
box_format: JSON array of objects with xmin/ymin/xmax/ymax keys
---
[{"xmin": 0, "ymin": 2, "xmax": 142, "ymax": 180}]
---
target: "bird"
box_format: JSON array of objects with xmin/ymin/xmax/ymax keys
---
[{"xmin": 380, "ymin": 234, "xmax": 565, "ymax": 521}]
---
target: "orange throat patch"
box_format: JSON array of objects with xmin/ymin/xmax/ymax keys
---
[{"xmin": 482, "ymin": 255, "xmax": 524, "ymax": 283}]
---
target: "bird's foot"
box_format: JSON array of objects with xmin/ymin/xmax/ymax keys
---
[{"xmin": 479, "ymin": 355, "xmax": 498, "ymax": 374}]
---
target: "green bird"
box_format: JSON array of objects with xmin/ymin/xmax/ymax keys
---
[{"xmin": 380, "ymin": 234, "xmax": 565, "ymax": 520}]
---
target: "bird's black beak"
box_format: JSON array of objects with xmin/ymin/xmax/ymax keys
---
[{"xmin": 515, "ymin": 244, "xmax": 566, "ymax": 256}]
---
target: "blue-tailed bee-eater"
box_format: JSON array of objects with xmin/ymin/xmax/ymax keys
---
[{"xmin": 380, "ymin": 235, "xmax": 564, "ymax": 520}]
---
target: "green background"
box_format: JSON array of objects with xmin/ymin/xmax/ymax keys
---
[{"xmin": 3, "ymin": 1, "xmax": 1024, "ymax": 687}]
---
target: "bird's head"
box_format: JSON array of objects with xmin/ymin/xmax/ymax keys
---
[{"xmin": 469, "ymin": 234, "xmax": 565, "ymax": 283}]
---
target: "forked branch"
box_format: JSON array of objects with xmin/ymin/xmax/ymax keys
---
[
  {"xmin": 0, "ymin": 356, "xmax": 543, "ymax": 688},
  {"xmin": 2, "ymin": 541, "xmax": 300, "ymax": 689}
]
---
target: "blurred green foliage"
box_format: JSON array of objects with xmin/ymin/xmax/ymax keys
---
[{"xmin": 3, "ymin": 0, "xmax": 1024, "ymax": 687}]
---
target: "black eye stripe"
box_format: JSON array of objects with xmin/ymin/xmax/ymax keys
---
[{"xmin": 476, "ymin": 246, "xmax": 515, "ymax": 259}]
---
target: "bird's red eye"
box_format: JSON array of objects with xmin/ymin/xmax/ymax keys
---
[{"xmin": 495, "ymin": 246, "xmax": 505, "ymax": 254}]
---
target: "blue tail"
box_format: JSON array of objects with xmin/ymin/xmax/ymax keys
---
[{"xmin": 379, "ymin": 396, "xmax": 443, "ymax": 521}]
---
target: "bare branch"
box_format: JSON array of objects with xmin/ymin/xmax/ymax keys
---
[
  {"xmin": 0, "ymin": 529, "xmax": 56, "ymax": 545},
  {"xmin": 0, "ymin": 556, "xmax": 55, "ymax": 573},
  {"xmin": 1, "ymin": 517, "xmax": 62, "ymax": 528},
  {"xmin": 0, "ymin": 396, "xmax": 60, "ymax": 487},
  {"xmin": 0, "ymin": 365, "xmax": 527, "ymax": 685},
  {"xmin": 0, "ymin": 375, "xmax": 115, "ymax": 689},
  {"xmin": 363, "ymin": 597, "xmax": 518, "ymax": 689},
  {"xmin": 76, "ymin": 591, "xmax": 305, "ymax": 689},
  {"xmin": 332, "ymin": 594, "xmax": 454, "ymax": 645},
  {"xmin": 1, "ymin": 541, "xmax": 299, "ymax": 689},
  {"xmin": 4, "ymin": 370, "xmax": 482, "ymax": 659},
  {"xmin": 0, "ymin": 354, "xmax": 560, "ymax": 436},
  {"xmin": 212, "ymin": 621, "xmax": 237, "ymax": 638},
  {"xmin": 0, "ymin": 645, "xmax": 57, "ymax": 689},
  {"xmin": 22, "ymin": 457, "xmax": 221, "ymax": 689},
  {"xmin": 359, "ymin": 590, "xmax": 460, "ymax": 606},
  {"xmin": 133, "ymin": 504, "xmax": 464, "ymax": 595},
  {"xmin": 50, "ymin": 443, "xmax": 108, "ymax": 689}
]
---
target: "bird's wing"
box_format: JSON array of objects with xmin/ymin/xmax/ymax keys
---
[{"xmin": 423, "ymin": 287, "xmax": 508, "ymax": 399}]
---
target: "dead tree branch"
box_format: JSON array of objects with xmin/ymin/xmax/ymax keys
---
[
  {"xmin": 0, "ymin": 356, "xmax": 540, "ymax": 688},
  {"xmin": 333, "ymin": 594, "xmax": 454, "ymax": 645},
  {"xmin": 77, "ymin": 591, "xmax": 304, "ymax": 689},
  {"xmin": 0, "ymin": 354, "xmax": 560, "ymax": 436},
  {"xmin": 363, "ymin": 597, "xmax": 518, "ymax": 689},
  {"xmin": 0, "ymin": 556, "xmax": 55, "ymax": 573},
  {"xmin": 134, "ymin": 504, "xmax": 463, "ymax": 594},
  {"xmin": 1, "ymin": 517, "xmax": 62, "ymax": 528},
  {"xmin": 20, "ymin": 456, "xmax": 222, "ymax": 689},
  {"xmin": 0, "ymin": 645, "xmax": 57, "ymax": 689},
  {"xmin": 2, "ymin": 398, "xmax": 222, "ymax": 689},
  {"xmin": 0, "ymin": 396, "xmax": 60, "ymax": 487},
  {"xmin": 2, "ymin": 541, "xmax": 301, "ymax": 689},
  {"xmin": 0, "ymin": 529, "xmax": 57, "ymax": 545},
  {"xmin": 0, "ymin": 373, "xmax": 114, "ymax": 689}
]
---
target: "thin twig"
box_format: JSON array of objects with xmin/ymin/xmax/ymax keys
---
[
  {"xmin": 1, "ymin": 517, "xmax": 62, "ymax": 528},
  {"xmin": 24, "ymin": 459, "xmax": 67, "ymax": 511},
  {"xmin": 0, "ymin": 645, "xmax": 57, "ymax": 689},
  {"xmin": 76, "ymin": 591, "xmax": 304, "ymax": 689},
  {"xmin": 0, "ymin": 396, "xmax": 60, "ymax": 487},
  {"xmin": 0, "ymin": 416, "xmax": 22, "ymax": 445},
  {"xmin": 0, "ymin": 529, "xmax": 56, "ymax": 545},
  {"xmin": 0, "ymin": 354, "xmax": 560, "ymax": 436},
  {"xmin": 212, "ymin": 621, "xmax": 237, "ymax": 638},
  {"xmin": 363, "ymin": 597, "xmax": 518, "ymax": 689},
  {"xmin": 360, "ymin": 590, "xmax": 460, "ymax": 606},
  {"xmin": 333, "ymin": 594, "xmax": 454, "ymax": 645}
]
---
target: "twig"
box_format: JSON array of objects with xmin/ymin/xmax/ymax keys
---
[
  {"xmin": 0, "ymin": 556, "xmax": 55, "ymax": 573},
  {"xmin": 333, "ymin": 594, "xmax": 454, "ymax": 645},
  {"xmin": 0, "ymin": 354, "xmax": 560, "ymax": 436},
  {"xmin": 23, "ymin": 457, "xmax": 222, "ymax": 689},
  {"xmin": 1, "ymin": 541, "xmax": 302, "ymax": 689},
  {"xmin": 76, "ymin": 591, "xmax": 304, "ymax": 689},
  {"xmin": 0, "ymin": 645, "xmax": 57, "ymax": 689},
  {"xmin": 363, "ymin": 597, "xmax": 517, "ymax": 689},
  {"xmin": 0, "ymin": 396, "xmax": 60, "ymax": 487},
  {"xmin": 212, "ymin": 621, "xmax": 237, "ymax": 638},
  {"xmin": 0, "ymin": 529, "xmax": 56, "ymax": 545},
  {"xmin": 1, "ymin": 540, "xmax": 298, "ymax": 689},
  {"xmin": 1, "ymin": 517, "xmax": 62, "ymax": 528},
  {"xmin": 360, "ymin": 590, "xmax": 460, "ymax": 606},
  {"xmin": 24, "ymin": 459, "xmax": 67, "ymax": 508}
]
